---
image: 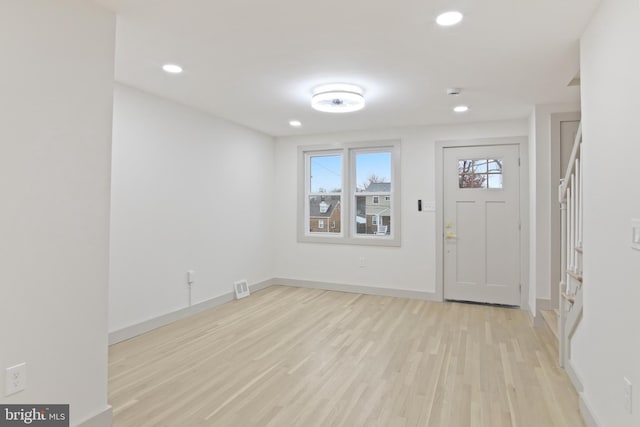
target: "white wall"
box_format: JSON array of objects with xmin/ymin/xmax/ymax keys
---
[
  {"xmin": 573, "ymin": 1, "xmax": 640, "ymax": 426},
  {"xmin": 109, "ymin": 85, "xmax": 276, "ymax": 332},
  {"xmin": 275, "ymin": 120, "xmax": 528, "ymax": 298},
  {"xmin": 0, "ymin": 0, "xmax": 115, "ymax": 425}
]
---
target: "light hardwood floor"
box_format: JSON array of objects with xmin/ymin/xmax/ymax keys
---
[{"xmin": 109, "ymin": 286, "xmax": 585, "ymax": 427}]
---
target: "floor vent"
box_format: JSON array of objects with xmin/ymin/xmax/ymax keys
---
[{"xmin": 234, "ymin": 279, "xmax": 250, "ymax": 300}]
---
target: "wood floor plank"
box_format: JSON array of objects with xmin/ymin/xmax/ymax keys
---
[{"xmin": 109, "ymin": 286, "xmax": 585, "ymax": 426}]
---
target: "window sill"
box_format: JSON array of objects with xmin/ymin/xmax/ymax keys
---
[{"xmin": 297, "ymin": 234, "xmax": 401, "ymax": 247}]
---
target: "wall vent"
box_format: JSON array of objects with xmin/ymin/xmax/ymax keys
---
[{"xmin": 234, "ymin": 279, "xmax": 250, "ymax": 299}]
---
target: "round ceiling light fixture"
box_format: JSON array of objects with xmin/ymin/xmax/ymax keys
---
[
  {"xmin": 162, "ymin": 64, "xmax": 183, "ymax": 74},
  {"xmin": 453, "ymin": 105, "xmax": 469, "ymax": 113},
  {"xmin": 311, "ymin": 83, "xmax": 365, "ymax": 113},
  {"xmin": 289, "ymin": 120, "xmax": 302, "ymax": 127},
  {"xmin": 436, "ymin": 11, "xmax": 464, "ymax": 26}
]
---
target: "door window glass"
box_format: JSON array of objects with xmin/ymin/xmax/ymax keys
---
[{"xmin": 458, "ymin": 159, "xmax": 503, "ymax": 189}]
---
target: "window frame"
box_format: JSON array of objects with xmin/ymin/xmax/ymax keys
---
[{"xmin": 298, "ymin": 140, "xmax": 401, "ymax": 246}]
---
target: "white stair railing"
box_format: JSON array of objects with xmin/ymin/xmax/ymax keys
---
[{"xmin": 558, "ymin": 123, "xmax": 584, "ymax": 369}]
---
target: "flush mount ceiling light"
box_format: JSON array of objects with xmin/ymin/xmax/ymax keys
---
[
  {"xmin": 436, "ymin": 11, "xmax": 463, "ymax": 26},
  {"xmin": 162, "ymin": 64, "xmax": 183, "ymax": 74},
  {"xmin": 454, "ymin": 105, "xmax": 469, "ymax": 113},
  {"xmin": 311, "ymin": 83, "xmax": 365, "ymax": 113},
  {"xmin": 289, "ymin": 120, "xmax": 302, "ymax": 127}
]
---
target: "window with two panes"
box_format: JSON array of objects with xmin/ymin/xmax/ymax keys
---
[{"xmin": 304, "ymin": 146, "xmax": 395, "ymax": 242}]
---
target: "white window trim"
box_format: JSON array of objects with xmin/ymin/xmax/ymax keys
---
[
  {"xmin": 318, "ymin": 219, "xmax": 325, "ymax": 229},
  {"xmin": 372, "ymin": 196, "xmax": 380, "ymax": 204},
  {"xmin": 297, "ymin": 140, "xmax": 401, "ymax": 246}
]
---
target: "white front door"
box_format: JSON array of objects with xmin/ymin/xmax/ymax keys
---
[{"xmin": 443, "ymin": 144, "xmax": 521, "ymax": 306}]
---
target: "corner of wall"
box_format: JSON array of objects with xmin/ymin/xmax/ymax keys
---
[{"xmin": 77, "ymin": 406, "xmax": 113, "ymax": 427}]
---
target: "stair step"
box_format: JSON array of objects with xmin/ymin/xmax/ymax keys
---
[
  {"xmin": 567, "ymin": 271, "xmax": 583, "ymax": 283},
  {"xmin": 540, "ymin": 309, "xmax": 559, "ymax": 340},
  {"xmin": 562, "ymin": 291, "xmax": 575, "ymax": 304}
]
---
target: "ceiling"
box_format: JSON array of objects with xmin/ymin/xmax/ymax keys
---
[{"xmin": 95, "ymin": 0, "xmax": 599, "ymax": 137}]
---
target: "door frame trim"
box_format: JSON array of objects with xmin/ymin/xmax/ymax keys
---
[{"xmin": 435, "ymin": 137, "xmax": 529, "ymax": 308}]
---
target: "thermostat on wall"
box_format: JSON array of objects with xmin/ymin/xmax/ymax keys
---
[{"xmin": 422, "ymin": 201, "xmax": 436, "ymax": 212}]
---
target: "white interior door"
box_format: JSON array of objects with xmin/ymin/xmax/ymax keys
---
[{"xmin": 443, "ymin": 144, "xmax": 521, "ymax": 306}]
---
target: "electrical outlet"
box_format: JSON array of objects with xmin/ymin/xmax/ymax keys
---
[
  {"xmin": 359, "ymin": 257, "xmax": 366, "ymax": 268},
  {"xmin": 632, "ymin": 220, "xmax": 640, "ymax": 251},
  {"xmin": 624, "ymin": 377, "xmax": 633, "ymax": 413},
  {"xmin": 5, "ymin": 363, "xmax": 26, "ymax": 396}
]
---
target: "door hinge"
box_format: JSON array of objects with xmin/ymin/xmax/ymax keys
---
[
  {"xmin": 519, "ymin": 221, "xmax": 521, "ymax": 231},
  {"xmin": 518, "ymin": 157, "xmax": 521, "ymax": 166}
]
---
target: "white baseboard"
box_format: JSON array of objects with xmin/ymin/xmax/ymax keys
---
[
  {"xmin": 565, "ymin": 358, "xmax": 584, "ymax": 393},
  {"xmin": 528, "ymin": 298, "xmax": 554, "ymax": 328},
  {"xmin": 76, "ymin": 405, "xmax": 112, "ymax": 427},
  {"xmin": 273, "ymin": 277, "xmax": 439, "ymax": 301},
  {"xmin": 532, "ymin": 310, "xmax": 547, "ymax": 328},
  {"xmin": 527, "ymin": 307, "xmax": 536, "ymax": 327},
  {"xmin": 536, "ymin": 298, "xmax": 553, "ymax": 311},
  {"xmin": 525, "ymin": 304, "xmax": 540, "ymax": 328},
  {"xmin": 579, "ymin": 392, "xmax": 602, "ymax": 427},
  {"xmin": 109, "ymin": 278, "xmax": 276, "ymax": 345}
]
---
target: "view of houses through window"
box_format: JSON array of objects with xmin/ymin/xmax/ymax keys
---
[
  {"xmin": 302, "ymin": 143, "xmax": 398, "ymax": 244},
  {"xmin": 355, "ymin": 151, "xmax": 391, "ymax": 236},
  {"xmin": 308, "ymin": 196, "xmax": 341, "ymax": 233},
  {"xmin": 308, "ymin": 154, "xmax": 342, "ymax": 234}
]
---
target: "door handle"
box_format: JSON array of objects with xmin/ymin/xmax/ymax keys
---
[{"xmin": 445, "ymin": 232, "xmax": 457, "ymax": 239}]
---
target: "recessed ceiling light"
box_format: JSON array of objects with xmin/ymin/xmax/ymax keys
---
[
  {"xmin": 162, "ymin": 64, "xmax": 183, "ymax": 74},
  {"xmin": 454, "ymin": 105, "xmax": 469, "ymax": 113},
  {"xmin": 311, "ymin": 83, "xmax": 365, "ymax": 113},
  {"xmin": 289, "ymin": 120, "xmax": 302, "ymax": 127},
  {"xmin": 436, "ymin": 11, "xmax": 463, "ymax": 26}
]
